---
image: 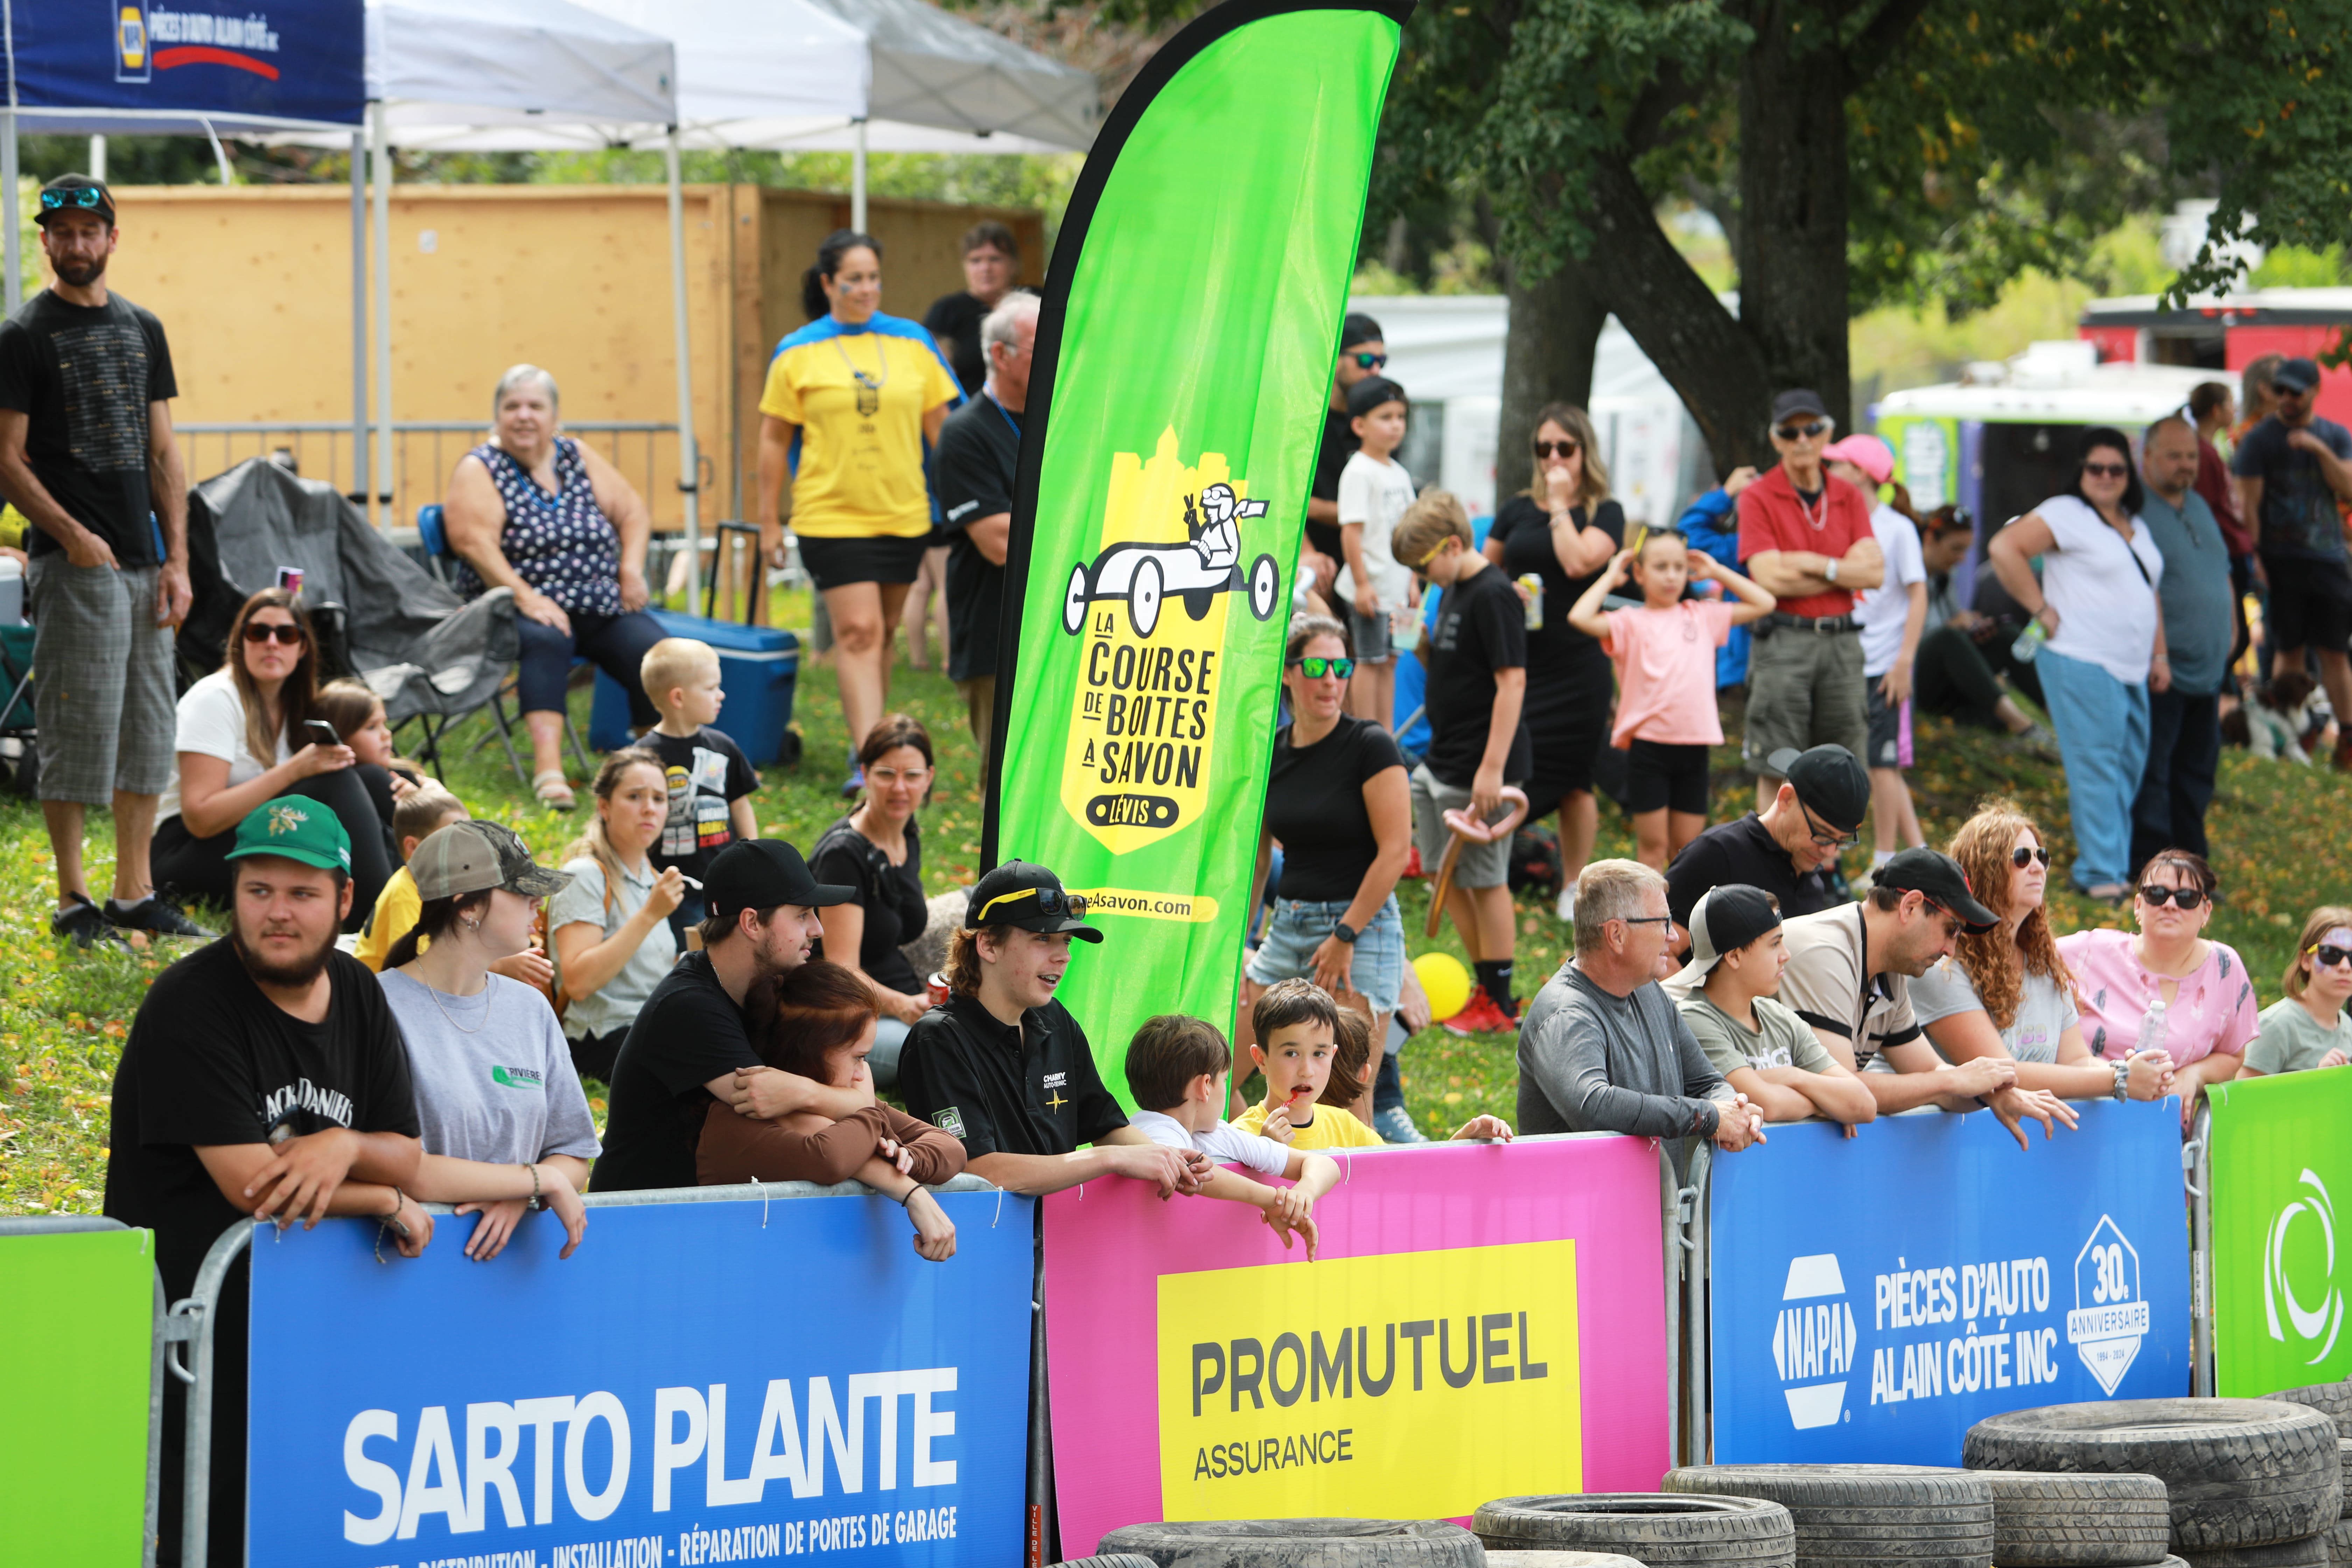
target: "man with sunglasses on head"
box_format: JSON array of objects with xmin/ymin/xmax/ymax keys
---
[
  {"xmin": 0, "ymin": 174, "xmax": 203, "ymax": 948},
  {"xmin": 1778, "ymin": 848, "xmax": 2077, "ymax": 1150},
  {"xmin": 898, "ymin": 860, "xmax": 1203, "ymax": 1198},
  {"xmin": 1664, "ymin": 742, "xmax": 1869, "ymax": 952},
  {"xmin": 2231, "ymin": 356, "xmax": 2352, "ymax": 769},
  {"xmin": 1737, "ymin": 390, "xmax": 1885, "ymax": 811}
]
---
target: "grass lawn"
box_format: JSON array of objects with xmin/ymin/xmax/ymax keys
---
[{"xmin": 3, "ymin": 594, "xmax": 2348, "ymax": 1213}]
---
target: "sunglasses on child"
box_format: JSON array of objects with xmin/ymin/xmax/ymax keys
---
[
  {"xmin": 2012, "ymin": 845, "xmax": 2051, "ymax": 868},
  {"xmin": 2138, "ymin": 884, "xmax": 2207, "ymax": 909},
  {"xmin": 1348, "ymin": 351, "xmax": 1388, "ymax": 370},
  {"xmin": 1532, "ymin": 439, "xmax": 1582, "ymax": 459},
  {"xmin": 972, "ymin": 885, "xmax": 1089, "ymax": 925},
  {"xmin": 1288, "ymin": 655, "xmax": 1356, "ymax": 679},
  {"xmin": 2306, "ymin": 943, "xmax": 2352, "ymax": 971},
  {"xmin": 241, "ymin": 622, "xmax": 307, "ymax": 645}
]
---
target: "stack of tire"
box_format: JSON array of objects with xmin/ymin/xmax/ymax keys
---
[
  {"xmin": 2260, "ymin": 1381, "xmax": 2352, "ymax": 1568},
  {"xmin": 1473, "ymin": 1491, "xmax": 1798, "ymax": 1568},
  {"xmin": 1079, "ymin": 1517, "xmax": 1485, "ymax": 1565},
  {"xmin": 1964, "ymin": 1396, "xmax": 2346, "ymax": 1568}
]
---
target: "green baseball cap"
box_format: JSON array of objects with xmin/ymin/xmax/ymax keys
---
[{"xmin": 225, "ymin": 796, "xmax": 353, "ymax": 873}]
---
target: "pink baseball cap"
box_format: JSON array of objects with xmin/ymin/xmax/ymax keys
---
[{"xmin": 1823, "ymin": 433, "xmax": 1895, "ymax": 486}]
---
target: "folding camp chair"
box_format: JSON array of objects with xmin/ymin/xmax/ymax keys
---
[
  {"xmin": 415, "ymin": 504, "xmax": 592, "ymax": 785},
  {"xmin": 0, "ymin": 622, "xmax": 37, "ymax": 798}
]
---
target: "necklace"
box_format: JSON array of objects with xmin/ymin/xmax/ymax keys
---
[
  {"xmin": 414, "ymin": 970, "xmax": 488, "ymax": 1035},
  {"xmin": 1795, "ymin": 481, "xmax": 1829, "ymax": 532},
  {"xmin": 833, "ymin": 329, "xmax": 888, "ymax": 417}
]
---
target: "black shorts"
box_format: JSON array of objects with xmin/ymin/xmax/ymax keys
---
[
  {"xmin": 1865, "ymin": 678, "xmax": 1911, "ymax": 768},
  {"xmin": 797, "ymin": 532, "xmax": 928, "ymax": 591},
  {"xmin": 1623, "ymin": 738, "xmax": 1711, "ymax": 815},
  {"xmin": 2262, "ymin": 553, "xmax": 2352, "ymax": 654}
]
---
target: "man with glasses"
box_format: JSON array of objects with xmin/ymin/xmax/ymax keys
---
[
  {"xmin": 899, "ymin": 860, "xmax": 1203, "ymax": 1197},
  {"xmin": 934, "ymin": 291, "xmax": 1039, "ymax": 758},
  {"xmin": 1664, "ymin": 743, "xmax": 1869, "ymax": 944},
  {"xmin": 1306, "ymin": 314, "xmax": 1387, "ymax": 569},
  {"xmin": 1517, "ymin": 858, "xmax": 1766, "ymax": 1153},
  {"xmin": 2231, "ymin": 356, "xmax": 2352, "ymax": 768},
  {"xmin": 0, "ymin": 173, "xmax": 202, "ymax": 947},
  {"xmin": 1737, "ymin": 389, "xmax": 1885, "ymax": 809},
  {"xmin": 1778, "ymin": 848, "xmax": 2076, "ymax": 1148}
]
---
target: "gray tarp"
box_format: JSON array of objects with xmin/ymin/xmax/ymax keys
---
[{"xmin": 188, "ymin": 458, "xmax": 516, "ymax": 726}]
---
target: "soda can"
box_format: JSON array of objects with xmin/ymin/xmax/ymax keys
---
[
  {"xmin": 1517, "ymin": 572, "xmax": 1544, "ymax": 631},
  {"xmin": 926, "ymin": 971, "xmax": 951, "ymax": 1006},
  {"xmin": 275, "ymin": 565, "xmax": 304, "ymax": 599}
]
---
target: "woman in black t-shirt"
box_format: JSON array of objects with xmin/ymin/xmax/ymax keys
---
[
  {"xmin": 811, "ymin": 714, "xmax": 938, "ymax": 1089},
  {"xmin": 1244, "ymin": 615, "xmax": 1411, "ymax": 1126},
  {"xmin": 1482, "ymin": 402, "xmax": 1624, "ymax": 924}
]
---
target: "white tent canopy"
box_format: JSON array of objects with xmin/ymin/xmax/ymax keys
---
[{"xmin": 363, "ymin": 0, "xmax": 678, "ymax": 147}]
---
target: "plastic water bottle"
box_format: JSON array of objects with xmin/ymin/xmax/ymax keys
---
[
  {"xmin": 2134, "ymin": 997, "xmax": 2169, "ymax": 1061},
  {"xmin": 2010, "ymin": 617, "xmax": 2050, "ymax": 664}
]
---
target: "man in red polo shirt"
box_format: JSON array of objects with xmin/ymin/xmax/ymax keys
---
[{"xmin": 1737, "ymin": 389, "xmax": 1885, "ymax": 811}]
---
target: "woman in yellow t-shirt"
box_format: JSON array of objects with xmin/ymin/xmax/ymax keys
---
[{"xmin": 756, "ymin": 229, "xmax": 961, "ymax": 794}]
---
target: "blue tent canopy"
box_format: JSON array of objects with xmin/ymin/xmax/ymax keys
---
[{"xmin": 5, "ymin": 1, "xmax": 366, "ymax": 134}]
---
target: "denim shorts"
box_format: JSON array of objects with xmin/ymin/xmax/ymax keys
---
[{"xmin": 1245, "ymin": 894, "xmax": 1405, "ymax": 1014}]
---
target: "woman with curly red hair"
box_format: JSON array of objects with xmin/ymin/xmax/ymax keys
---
[{"xmin": 1909, "ymin": 800, "xmax": 2176, "ymax": 1102}]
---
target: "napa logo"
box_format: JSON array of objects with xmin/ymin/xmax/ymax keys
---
[
  {"xmin": 2265, "ymin": 1170, "xmax": 2344, "ymax": 1365},
  {"xmin": 1055, "ymin": 431, "xmax": 1281, "ymax": 855},
  {"xmin": 116, "ymin": 6, "xmax": 286, "ymax": 85},
  {"xmin": 115, "ymin": 5, "xmax": 152, "ymax": 80},
  {"xmin": 1773, "ymin": 1253, "xmax": 1855, "ymax": 1429},
  {"xmin": 2068, "ymin": 1215, "xmax": 2151, "ymax": 1394}
]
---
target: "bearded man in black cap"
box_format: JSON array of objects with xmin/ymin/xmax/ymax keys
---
[
  {"xmin": 2232, "ymin": 355, "xmax": 2352, "ymax": 767},
  {"xmin": 1665, "ymin": 742, "xmax": 1870, "ymax": 944},
  {"xmin": 898, "ymin": 859, "xmax": 1202, "ymax": 1198}
]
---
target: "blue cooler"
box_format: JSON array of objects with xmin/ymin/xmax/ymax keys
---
[{"xmin": 590, "ymin": 606, "xmax": 800, "ymax": 761}]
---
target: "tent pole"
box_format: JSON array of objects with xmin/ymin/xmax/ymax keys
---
[
  {"xmin": 666, "ymin": 130, "xmax": 703, "ymax": 620},
  {"xmin": 89, "ymin": 134, "xmax": 106, "ymax": 182},
  {"xmin": 852, "ymin": 117, "xmax": 867, "ymax": 232},
  {"xmin": 371, "ymin": 100, "xmax": 394, "ymax": 525},
  {"xmin": 2, "ymin": 110, "xmax": 19, "ymax": 315},
  {"xmin": 351, "ymin": 130, "xmax": 369, "ymax": 514}
]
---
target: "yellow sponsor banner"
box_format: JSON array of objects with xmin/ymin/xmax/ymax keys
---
[
  {"xmin": 1155, "ymin": 1240, "xmax": 1582, "ymax": 1519},
  {"xmin": 1064, "ymin": 887, "xmax": 1222, "ymax": 924}
]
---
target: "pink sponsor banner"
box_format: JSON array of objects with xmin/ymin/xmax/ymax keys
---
[{"xmin": 1044, "ymin": 1133, "xmax": 1672, "ymax": 1555}]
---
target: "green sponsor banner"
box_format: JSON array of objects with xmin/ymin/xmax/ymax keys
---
[
  {"xmin": 985, "ymin": 0, "xmax": 1405, "ymax": 1104},
  {"xmin": 0, "ymin": 1227, "xmax": 156, "ymax": 1566},
  {"xmin": 2208, "ymin": 1070, "xmax": 2352, "ymax": 1395}
]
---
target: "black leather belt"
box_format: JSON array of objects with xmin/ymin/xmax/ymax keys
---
[{"xmin": 1763, "ymin": 612, "xmax": 1860, "ymax": 634}]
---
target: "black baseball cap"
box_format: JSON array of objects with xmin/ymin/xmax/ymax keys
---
[
  {"xmin": 1877, "ymin": 847, "xmax": 1999, "ymax": 932},
  {"xmin": 1771, "ymin": 388, "xmax": 1830, "ymax": 424},
  {"xmin": 1341, "ymin": 312, "xmax": 1385, "ymax": 351},
  {"xmin": 1670, "ymin": 883, "xmax": 1784, "ymax": 987},
  {"xmin": 1346, "ymin": 375, "xmax": 1407, "ymax": 419},
  {"xmin": 704, "ymin": 839, "xmax": 854, "ymax": 922},
  {"xmin": 2274, "ymin": 357, "xmax": 2322, "ymax": 394},
  {"xmin": 966, "ymin": 860, "xmax": 1102, "ymax": 943},
  {"xmin": 36, "ymin": 174, "xmax": 114, "ymax": 228},
  {"xmin": 1767, "ymin": 744, "xmax": 1871, "ymax": 830}
]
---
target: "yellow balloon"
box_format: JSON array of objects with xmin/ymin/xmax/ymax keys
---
[{"xmin": 1413, "ymin": 951, "xmax": 1472, "ymax": 1023}]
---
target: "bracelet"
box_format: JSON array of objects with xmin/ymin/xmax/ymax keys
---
[
  {"xmin": 2112, "ymin": 1058, "xmax": 2132, "ymax": 1102},
  {"xmin": 524, "ymin": 1162, "xmax": 544, "ymax": 1211},
  {"xmin": 898, "ymin": 1184, "xmax": 920, "ymax": 1208}
]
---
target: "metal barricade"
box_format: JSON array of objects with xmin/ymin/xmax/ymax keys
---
[{"xmin": 2184, "ymin": 1100, "xmax": 2213, "ymax": 1398}]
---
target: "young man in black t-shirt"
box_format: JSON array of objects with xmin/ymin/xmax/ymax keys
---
[
  {"xmin": 103, "ymin": 797, "xmax": 429, "ymax": 1567},
  {"xmin": 1305, "ymin": 312, "xmax": 1387, "ymax": 568},
  {"xmin": 932, "ymin": 292, "xmax": 1038, "ymax": 761},
  {"xmin": 593, "ymin": 837, "xmax": 865, "ymax": 1192},
  {"xmin": 922, "ymin": 222, "xmax": 1022, "ymax": 396},
  {"xmin": 1393, "ymin": 492, "xmax": 1533, "ymax": 1035}
]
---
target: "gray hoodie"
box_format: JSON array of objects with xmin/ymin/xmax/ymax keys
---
[{"xmin": 1516, "ymin": 961, "xmax": 1733, "ymax": 1138}]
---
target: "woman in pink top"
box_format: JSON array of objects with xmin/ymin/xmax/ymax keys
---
[
  {"xmin": 2056, "ymin": 847, "xmax": 2260, "ymax": 1131},
  {"xmin": 1569, "ymin": 528, "xmax": 1777, "ymax": 868}
]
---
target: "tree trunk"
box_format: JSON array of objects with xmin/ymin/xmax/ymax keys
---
[
  {"xmin": 1498, "ymin": 257, "xmax": 1610, "ymax": 495},
  {"xmin": 1735, "ymin": 11, "xmax": 1854, "ymax": 427}
]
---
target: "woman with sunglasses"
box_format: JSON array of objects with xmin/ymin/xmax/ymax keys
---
[
  {"xmin": 2058, "ymin": 849, "xmax": 2260, "ymax": 1129},
  {"xmin": 2240, "ymin": 907, "xmax": 2352, "ymax": 1077},
  {"xmin": 151, "ymin": 588, "xmax": 397, "ymax": 926},
  {"xmin": 810, "ymin": 714, "xmax": 940, "ymax": 1090},
  {"xmin": 1482, "ymin": 404, "xmax": 1624, "ymax": 921},
  {"xmin": 1987, "ymin": 427, "xmax": 2170, "ymax": 900},
  {"xmin": 1242, "ymin": 614, "xmax": 1412, "ymax": 1136},
  {"xmin": 1909, "ymin": 801, "xmax": 2174, "ymax": 1102}
]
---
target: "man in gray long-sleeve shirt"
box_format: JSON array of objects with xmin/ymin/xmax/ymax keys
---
[{"xmin": 1517, "ymin": 860, "xmax": 1766, "ymax": 1151}]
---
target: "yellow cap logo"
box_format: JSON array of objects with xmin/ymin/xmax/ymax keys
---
[{"xmin": 267, "ymin": 804, "xmax": 308, "ymax": 836}]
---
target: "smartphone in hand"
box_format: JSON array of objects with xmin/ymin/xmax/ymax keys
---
[{"xmin": 302, "ymin": 719, "xmax": 344, "ymax": 751}]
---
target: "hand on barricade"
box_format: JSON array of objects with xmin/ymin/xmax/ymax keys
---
[
  {"xmin": 905, "ymin": 1189, "xmax": 957, "ymax": 1262},
  {"xmin": 1104, "ymin": 1142, "xmax": 1198, "ymax": 1199},
  {"xmin": 381, "ymin": 1190, "xmax": 432, "ymax": 1259},
  {"xmin": 1948, "ymin": 1055, "xmax": 2017, "ymax": 1099},
  {"xmin": 457, "ymin": 1198, "xmax": 531, "ymax": 1260},
  {"xmin": 490, "ymin": 948, "xmax": 554, "ymax": 990},
  {"xmin": 2124, "ymin": 1048, "xmax": 2175, "ymax": 1100},
  {"xmin": 2323, "ymin": 1048, "xmax": 2350, "ymax": 1070},
  {"xmin": 1712, "ymin": 1096, "xmax": 1766, "ymax": 1153},
  {"xmin": 1452, "ymin": 1114, "xmax": 1513, "ymax": 1141},
  {"xmin": 1988, "ymin": 1085, "xmax": 2076, "ymax": 1149},
  {"xmin": 246, "ymin": 1126, "xmax": 361, "ymax": 1227},
  {"xmin": 878, "ymin": 1136, "xmax": 917, "ymax": 1177},
  {"xmin": 1261, "ymin": 1200, "xmax": 1321, "ymax": 1262}
]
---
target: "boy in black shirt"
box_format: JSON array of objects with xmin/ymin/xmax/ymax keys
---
[
  {"xmin": 1394, "ymin": 491, "xmax": 1533, "ymax": 1034},
  {"xmin": 641, "ymin": 637, "xmax": 759, "ymax": 936}
]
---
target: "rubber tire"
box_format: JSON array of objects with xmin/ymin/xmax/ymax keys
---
[
  {"xmin": 1967, "ymin": 1470, "xmax": 2171, "ymax": 1567},
  {"xmin": 1482, "ymin": 1554, "xmax": 1650, "ymax": 1568},
  {"xmin": 2273, "ymin": 1385, "xmax": 2352, "ymax": 1441},
  {"xmin": 2332, "ymin": 1520, "xmax": 2352, "ymax": 1568},
  {"xmin": 1964, "ymin": 1399, "xmax": 2344, "ymax": 1550},
  {"xmin": 1665, "ymin": 1465, "xmax": 1995, "ymax": 1568},
  {"xmin": 2177, "ymin": 1538, "xmax": 2332, "ymax": 1568},
  {"xmin": 1097, "ymin": 1518, "xmax": 1482, "ymax": 1567},
  {"xmin": 1473, "ymin": 1492, "xmax": 1797, "ymax": 1568}
]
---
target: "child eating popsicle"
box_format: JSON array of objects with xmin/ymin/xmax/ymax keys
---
[{"xmin": 1233, "ymin": 978, "xmax": 1513, "ymax": 1147}]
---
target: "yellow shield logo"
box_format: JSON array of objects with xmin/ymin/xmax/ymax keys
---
[{"xmin": 1057, "ymin": 429, "xmax": 1282, "ymax": 854}]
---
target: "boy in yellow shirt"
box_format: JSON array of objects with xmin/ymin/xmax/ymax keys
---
[{"xmin": 1234, "ymin": 979, "xmax": 1513, "ymax": 1147}]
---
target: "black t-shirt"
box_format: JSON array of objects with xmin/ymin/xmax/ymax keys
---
[
  {"xmin": 102, "ymin": 941, "xmax": 419, "ymax": 1298},
  {"xmin": 593, "ymin": 952, "xmax": 758, "ymax": 1192},
  {"xmin": 1486, "ymin": 495, "xmax": 1626, "ymax": 671},
  {"xmin": 1306, "ymin": 404, "xmax": 1357, "ymax": 561},
  {"xmin": 899, "ymin": 991, "xmax": 1125, "ymax": 1158},
  {"xmin": 2232, "ymin": 414, "xmax": 2352, "ymax": 561},
  {"xmin": 1421, "ymin": 561, "xmax": 1535, "ymax": 788},
  {"xmin": 1664, "ymin": 813, "xmax": 1845, "ymax": 933},
  {"xmin": 645, "ymin": 726, "xmax": 758, "ymax": 886},
  {"xmin": 1264, "ymin": 715, "xmax": 1406, "ymax": 903},
  {"xmin": 0, "ymin": 289, "xmax": 177, "ymax": 564},
  {"xmin": 934, "ymin": 393, "xmax": 1019, "ymax": 682},
  {"xmin": 922, "ymin": 292, "xmax": 991, "ymax": 397},
  {"xmin": 811, "ymin": 816, "xmax": 930, "ymax": 993}
]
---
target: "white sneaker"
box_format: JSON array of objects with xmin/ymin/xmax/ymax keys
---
[{"xmin": 1555, "ymin": 882, "xmax": 1576, "ymax": 924}]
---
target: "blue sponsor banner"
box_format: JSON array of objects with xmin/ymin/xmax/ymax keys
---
[
  {"xmin": 247, "ymin": 1190, "xmax": 1033, "ymax": 1567},
  {"xmin": 9, "ymin": 0, "xmax": 364, "ymax": 130},
  {"xmin": 1708, "ymin": 1099, "xmax": 2190, "ymax": 1464}
]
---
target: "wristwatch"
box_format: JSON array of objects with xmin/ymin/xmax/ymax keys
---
[
  {"xmin": 1332, "ymin": 922, "xmax": 1360, "ymax": 945},
  {"xmin": 1823, "ymin": 558, "xmax": 1840, "ymax": 584}
]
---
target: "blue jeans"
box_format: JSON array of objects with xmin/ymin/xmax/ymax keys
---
[
  {"xmin": 2037, "ymin": 648, "xmax": 2150, "ymax": 891},
  {"xmin": 2132, "ymin": 687, "xmax": 2220, "ymax": 873}
]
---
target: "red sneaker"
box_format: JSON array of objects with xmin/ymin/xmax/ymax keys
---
[{"xmin": 1445, "ymin": 986, "xmax": 1519, "ymax": 1036}]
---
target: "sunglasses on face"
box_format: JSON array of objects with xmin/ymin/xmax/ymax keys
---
[
  {"xmin": 973, "ymin": 885, "xmax": 1088, "ymax": 925},
  {"xmin": 2082, "ymin": 461, "xmax": 2131, "ymax": 479},
  {"xmin": 40, "ymin": 187, "xmax": 108, "ymax": 212},
  {"xmin": 1774, "ymin": 420, "xmax": 1829, "ymax": 442},
  {"xmin": 1348, "ymin": 352, "xmax": 1387, "ymax": 371},
  {"xmin": 241, "ymin": 622, "xmax": 306, "ymax": 645},
  {"xmin": 2012, "ymin": 845, "xmax": 2052, "ymax": 868},
  {"xmin": 1289, "ymin": 656, "xmax": 1356, "ymax": 679},
  {"xmin": 2306, "ymin": 943, "xmax": 2352, "ymax": 971},
  {"xmin": 1533, "ymin": 439, "xmax": 1582, "ymax": 459},
  {"xmin": 2138, "ymin": 884, "xmax": 2207, "ymax": 910}
]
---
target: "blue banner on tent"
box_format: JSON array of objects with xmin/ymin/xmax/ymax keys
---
[
  {"xmin": 247, "ymin": 1190, "xmax": 1034, "ymax": 1566},
  {"xmin": 1707, "ymin": 1099, "xmax": 2190, "ymax": 1464},
  {"xmin": 9, "ymin": 0, "xmax": 364, "ymax": 129}
]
